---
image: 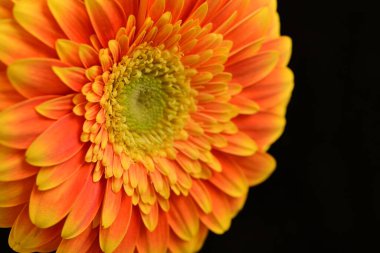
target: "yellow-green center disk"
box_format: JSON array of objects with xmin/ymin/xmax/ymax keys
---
[
  {"xmin": 119, "ymin": 75, "xmax": 167, "ymax": 133},
  {"xmin": 103, "ymin": 44, "xmax": 196, "ymax": 160}
]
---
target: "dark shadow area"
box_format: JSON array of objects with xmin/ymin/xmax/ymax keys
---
[{"xmin": 202, "ymin": 1, "xmax": 377, "ymax": 253}]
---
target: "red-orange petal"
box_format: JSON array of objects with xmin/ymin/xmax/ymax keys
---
[
  {"xmin": 168, "ymin": 224, "xmax": 209, "ymax": 253},
  {"xmin": 260, "ymin": 36, "xmax": 292, "ymax": 67},
  {"xmin": 167, "ymin": 195, "xmax": 200, "ymax": 241},
  {"xmin": 36, "ymin": 94, "xmax": 74, "ymax": 120},
  {"xmin": 100, "ymin": 195, "xmax": 132, "ymax": 253},
  {"xmin": 189, "ymin": 179, "xmax": 212, "ymax": 214},
  {"xmin": 29, "ymin": 163, "xmax": 92, "ymax": 228},
  {"xmin": 0, "ymin": 0, "xmax": 13, "ymax": 19},
  {"xmin": 48, "ymin": 0, "xmax": 94, "ymax": 44},
  {"xmin": 235, "ymin": 112, "xmax": 286, "ymax": 150},
  {"xmin": 56, "ymin": 39, "xmax": 83, "ymax": 66},
  {"xmin": 209, "ymin": 152, "xmax": 249, "ymax": 197},
  {"xmin": 7, "ymin": 58, "xmax": 71, "ymax": 98},
  {"xmin": 216, "ymin": 131, "xmax": 257, "ymax": 156},
  {"xmin": 140, "ymin": 201, "xmax": 159, "ymax": 232},
  {"xmin": 0, "ymin": 177, "xmax": 35, "ymax": 207},
  {"xmin": 0, "ymin": 145, "xmax": 37, "ymax": 182},
  {"xmin": 85, "ymin": 0, "xmax": 126, "ymax": 48},
  {"xmin": 198, "ymin": 183, "xmax": 232, "ymax": 234},
  {"xmin": 0, "ymin": 70, "xmax": 24, "ymax": 110},
  {"xmin": 13, "ymin": 0, "xmax": 66, "ymax": 48},
  {"xmin": 114, "ymin": 0, "xmax": 138, "ymax": 17},
  {"xmin": 224, "ymin": 7, "xmax": 270, "ymax": 51},
  {"xmin": 57, "ymin": 226, "xmax": 98, "ymax": 253},
  {"xmin": 242, "ymin": 67, "xmax": 294, "ymax": 114},
  {"xmin": 0, "ymin": 204, "xmax": 24, "ymax": 228},
  {"xmin": 101, "ymin": 180, "xmax": 122, "ymax": 228},
  {"xmin": 9, "ymin": 206, "xmax": 62, "ymax": 252},
  {"xmin": 230, "ymin": 151, "xmax": 276, "ymax": 186},
  {"xmin": 53, "ymin": 66, "xmax": 88, "ymax": 92},
  {"xmin": 0, "ymin": 19, "xmax": 55, "ymax": 65},
  {"xmin": 26, "ymin": 113, "xmax": 84, "ymax": 167},
  {"xmin": 166, "ymin": 0, "xmax": 184, "ymax": 21},
  {"xmin": 113, "ymin": 207, "xmax": 140, "ymax": 253},
  {"xmin": 62, "ymin": 164, "xmax": 104, "ymax": 239},
  {"xmin": 137, "ymin": 212, "xmax": 169, "ymax": 253},
  {"xmin": 226, "ymin": 51, "xmax": 279, "ymax": 88},
  {"xmin": 79, "ymin": 44, "xmax": 100, "ymax": 68},
  {"xmin": 0, "ymin": 96, "xmax": 55, "ymax": 149},
  {"xmin": 36, "ymin": 148, "xmax": 86, "ymax": 191}
]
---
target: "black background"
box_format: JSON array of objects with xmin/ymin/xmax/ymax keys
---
[{"xmin": 1, "ymin": 1, "xmax": 377, "ymax": 252}]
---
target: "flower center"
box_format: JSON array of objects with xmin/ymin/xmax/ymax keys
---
[
  {"xmin": 102, "ymin": 44, "xmax": 195, "ymax": 161},
  {"xmin": 120, "ymin": 75, "xmax": 167, "ymax": 133}
]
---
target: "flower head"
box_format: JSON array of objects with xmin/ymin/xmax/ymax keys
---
[{"xmin": 0, "ymin": 0, "xmax": 293, "ymax": 252}]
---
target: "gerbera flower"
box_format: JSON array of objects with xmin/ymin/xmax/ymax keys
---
[{"xmin": 0, "ymin": 0, "xmax": 293, "ymax": 252}]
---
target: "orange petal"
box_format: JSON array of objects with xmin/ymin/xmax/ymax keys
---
[
  {"xmin": 137, "ymin": 212, "xmax": 169, "ymax": 253},
  {"xmin": 53, "ymin": 66, "xmax": 88, "ymax": 92},
  {"xmin": 29, "ymin": 164, "xmax": 92, "ymax": 228},
  {"xmin": 230, "ymin": 94, "xmax": 260, "ymax": 115},
  {"xmin": 234, "ymin": 112, "xmax": 286, "ymax": 150},
  {"xmin": 226, "ymin": 193, "xmax": 247, "ymax": 218},
  {"xmin": 198, "ymin": 183, "xmax": 232, "ymax": 234},
  {"xmin": 85, "ymin": 0, "xmax": 126, "ymax": 47},
  {"xmin": 224, "ymin": 7, "xmax": 270, "ymax": 51},
  {"xmin": 0, "ymin": 70, "xmax": 24, "ymax": 110},
  {"xmin": 113, "ymin": 207, "xmax": 140, "ymax": 253},
  {"xmin": 26, "ymin": 113, "xmax": 84, "ymax": 167},
  {"xmin": 188, "ymin": 2, "xmax": 208, "ymax": 23},
  {"xmin": 79, "ymin": 44, "xmax": 100, "ymax": 68},
  {"xmin": 226, "ymin": 51, "xmax": 279, "ymax": 88},
  {"xmin": 167, "ymin": 195, "xmax": 200, "ymax": 241},
  {"xmin": 101, "ymin": 180, "xmax": 122, "ymax": 228},
  {"xmin": 0, "ymin": 177, "xmax": 35, "ymax": 208},
  {"xmin": 87, "ymin": 238, "xmax": 104, "ymax": 253},
  {"xmin": 63, "ymin": 166, "xmax": 104, "ymax": 239},
  {"xmin": 228, "ymin": 38, "xmax": 264, "ymax": 65},
  {"xmin": 37, "ymin": 150, "xmax": 85, "ymax": 192},
  {"xmin": 176, "ymin": 152, "xmax": 202, "ymax": 174},
  {"xmin": 13, "ymin": 0, "xmax": 66, "ymax": 48},
  {"xmin": 57, "ymin": 225, "xmax": 98, "ymax": 253},
  {"xmin": 7, "ymin": 58, "xmax": 71, "ymax": 98},
  {"xmin": 0, "ymin": 19, "xmax": 55, "ymax": 65},
  {"xmin": 216, "ymin": 131, "xmax": 257, "ymax": 156},
  {"xmin": 56, "ymin": 39, "xmax": 83, "ymax": 66},
  {"xmin": 115, "ymin": 0, "xmax": 138, "ymax": 17},
  {"xmin": 0, "ymin": 0, "xmax": 13, "ymax": 19},
  {"xmin": 100, "ymin": 196, "xmax": 132, "ymax": 253},
  {"xmin": 168, "ymin": 224, "xmax": 209, "ymax": 253},
  {"xmin": 242, "ymin": 67, "xmax": 294, "ymax": 114},
  {"xmin": 36, "ymin": 94, "xmax": 74, "ymax": 120},
  {"xmin": 140, "ymin": 201, "xmax": 159, "ymax": 232},
  {"xmin": 166, "ymin": 0, "xmax": 184, "ymax": 21},
  {"xmin": 0, "ymin": 145, "xmax": 37, "ymax": 182},
  {"xmin": 0, "ymin": 97, "xmax": 55, "ymax": 149},
  {"xmin": 260, "ymin": 36, "xmax": 292, "ymax": 67},
  {"xmin": 0, "ymin": 204, "xmax": 24, "ymax": 228},
  {"xmin": 9, "ymin": 206, "xmax": 62, "ymax": 252},
  {"xmin": 148, "ymin": 0, "xmax": 165, "ymax": 21},
  {"xmin": 204, "ymin": 0, "xmax": 240, "ymax": 30},
  {"xmin": 48, "ymin": 0, "xmax": 94, "ymax": 44},
  {"xmin": 189, "ymin": 179, "xmax": 212, "ymax": 214},
  {"xmin": 209, "ymin": 152, "xmax": 249, "ymax": 197},
  {"xmin": 168, "ymin": 230, "xmax": 194, "ymax": 253},
  {"xmin": 231, "ymin": 151, "xmax": 276, "ymax": 186}
]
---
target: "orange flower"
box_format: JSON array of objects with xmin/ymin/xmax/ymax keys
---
[{"xmin": 0, "ymin": 0, "xmax": 293, "ymax": 252}]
